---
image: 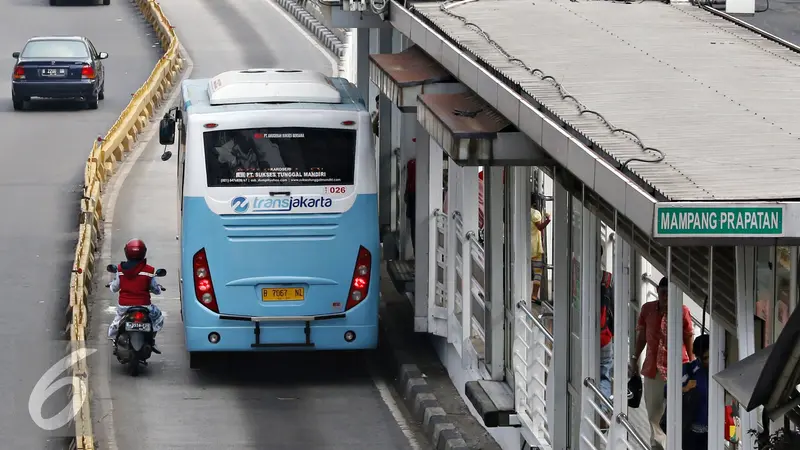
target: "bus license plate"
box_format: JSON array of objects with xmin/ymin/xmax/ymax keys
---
[
  {"xmin": 262, "ymin": 288, "xmax": 304, "ymax": 302},
  {"xmin": 125, "ymin": 322, "xmax": 152, "ymax": 332}
]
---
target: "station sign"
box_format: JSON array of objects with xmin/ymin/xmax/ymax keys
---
[{"xmin": 654, "ymin": 203, "xmax": 785, "ymax": 238}]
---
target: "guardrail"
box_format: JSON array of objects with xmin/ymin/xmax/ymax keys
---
[
  {"xmin": 513, "ymin": 301, "xmax": 553, "ymax": 445},
  {"xmin": 68, "ymin": 2, "xmax": 184, "ymax": 449},
  {"xmin": 582, "ymin": 377, "xmax": 650, "ymax": 450}
]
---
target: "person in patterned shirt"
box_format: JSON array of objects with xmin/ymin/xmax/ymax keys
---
[{"xmin": 630, "ymin": 276, "xmax": 694, "ymax": 450}]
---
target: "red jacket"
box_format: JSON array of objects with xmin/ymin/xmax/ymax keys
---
[
  {"xmin": 117, "ymin": 260, "xmax": 155, "ymax": 307},
  {"xmin": 600, "ymin": 306, "xmax": 613, "ymax": 347},
  {"xmin": 600, "ymin": 271, "xmax": 613, "ymax": 347}
]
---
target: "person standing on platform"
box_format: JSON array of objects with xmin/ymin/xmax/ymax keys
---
[
  {"xmin": 599, "ymin": 270, "xmax": 615, "ymax": 401},
  {"xmin": 630, "ymin": 276, "xmax": 695, "ymax": 450},
  {"xmin": 530, "ymin": 202, "xmax": 551, "ymax": 305}
]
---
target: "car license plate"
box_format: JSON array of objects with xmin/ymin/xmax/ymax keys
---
[
  {"xmin": 41, "ymin": 68, "xmax": 66, "ymax": 77},
  {"xmin": 125, "ymin": 322, "xmax": 152, "ymax": 332},
  {"xmin": 262, "ymin": 287, "xmax": 304, "ymax": 301}
]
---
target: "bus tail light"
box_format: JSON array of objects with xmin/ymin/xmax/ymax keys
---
[
  {"xmin": 193, "ymin": 248, "xmax": 219, "ymax": 313},
  {"xmin": 345, "ymin": 246, "xmax": 371, "ymax": 311}
]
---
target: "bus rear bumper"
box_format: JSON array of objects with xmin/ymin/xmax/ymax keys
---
[{"xmin": 184, "ymin": 322, "xmax": 378, "ymax": 351}]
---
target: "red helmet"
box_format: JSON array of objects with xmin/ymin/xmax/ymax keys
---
[{"xmin": 124, "ymin": 239, "xmax": 147, "ymax": 260}]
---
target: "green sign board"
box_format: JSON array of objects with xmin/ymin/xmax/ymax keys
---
[{"xmin": 655, "ymin": 205, "xmax": 784, "ymax": 237}]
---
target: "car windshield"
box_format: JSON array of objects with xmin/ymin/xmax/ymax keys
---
[{"xmin": 21, "ymin": 40, "xmax": 89, "ymax": 59}]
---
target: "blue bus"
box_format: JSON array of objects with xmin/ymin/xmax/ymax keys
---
[{"xmin": 159, "ymin": 69, "xmax": 379, "ymax": 368}]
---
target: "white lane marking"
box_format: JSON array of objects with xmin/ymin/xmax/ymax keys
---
[
  {"xmin": 368, "ymin": 364, "xmax": 425, "ymax": 450},
  {"xmin": 259, "ymin": 0, "xmax": 339, "ymax": 77},
  {"xmin": 95, "ymin": 41, "xmax": 195, "ymax": 450}
]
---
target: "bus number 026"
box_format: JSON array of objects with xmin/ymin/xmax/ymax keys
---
[{"xmin": 327, "ymin": 186, "xmax": 346, "ymax": 194}]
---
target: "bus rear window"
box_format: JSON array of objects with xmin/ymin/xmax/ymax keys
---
[{"xmin": 203, "ymin": 127, "xmax": 357, "ymax": 187}]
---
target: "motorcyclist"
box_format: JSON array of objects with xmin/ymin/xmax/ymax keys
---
[{"xmin": 107, "ymin": 239, "xmax": 164, "ymax": 354}]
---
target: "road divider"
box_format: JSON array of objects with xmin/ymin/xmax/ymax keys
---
[
  {"xmin": 68, "ymin": 1, "xmax": 184, "ymax": 449},
  {"xmin": 274, "ymin": 0, "xmax": 347, "ymax": 58}
]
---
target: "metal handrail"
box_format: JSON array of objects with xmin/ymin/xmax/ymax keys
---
[
  {"xmin": 584, "ymin": 377, "xmax": 650, "ymax": 450},
  {"xmin": 583, "ymin": 377, "xmax": 613, "ymax": 412},
  {"xmin": 465, "ymin": 230, "xmax": 481, "ymax": 247},
  {"xmin": 518, "ymin": 302, "xmax": 554, "ymax": 342},
  {"xmin": 616, "ymin": 413, "xmax": 650, "ymax": 450}
]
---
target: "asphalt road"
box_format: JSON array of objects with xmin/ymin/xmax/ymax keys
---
[
  {"xmin": 87, "ymin": 0, "xmax": 430, "ymax": 448},
  {"xmin": 743, "ymin": 0, "xmax": 800, "ymax": 45},
  {"xmin": 0, "ymin": 1, "xmax": 157, "ymax": 448}
]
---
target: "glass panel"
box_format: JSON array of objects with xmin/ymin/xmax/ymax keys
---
[
  {"xmin": 202, "ymin": 127, "xmax": 356, "ymax": 187},
  {"xmin": 755, "ymin": 247, "xmax": 774, "ymax": 347},
  {"xmin": 569, "ymin": 390, "xmax": 581, "ymax": 450},
  {"xmin": 569, "ymin": 193, "xmax": 583, "ymax": 386},
  {"xmin": 774, "ymin": 246, "xmax": 792, "ymax": 340}
]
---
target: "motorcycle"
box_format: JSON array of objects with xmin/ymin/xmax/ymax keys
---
[{"xmin": 105, "ymin": 264, "xmax": 167, "ymax": 376}]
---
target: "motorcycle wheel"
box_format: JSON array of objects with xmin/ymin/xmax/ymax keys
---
[{"xmin": 127, "ymin": 359, "xmax": 139, "ymax": 376}]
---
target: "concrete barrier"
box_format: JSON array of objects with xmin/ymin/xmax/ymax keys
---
[
  {"xmin": 68, "ymin": 1, "xmax": 184, "ymax": 449},
  {"xmin": 273, "ymin": 0, "xmax": 347, "ymax": 58}
]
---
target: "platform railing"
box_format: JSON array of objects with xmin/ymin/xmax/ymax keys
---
[
  {"xmin": 582, "ymin": 378, "xmax": 650, "ymax": 450},
  {"xmin": 440, "ymin": 210, "xmax": 488, "ymax": 358},
  {"xmin": 467, "ymin": 230, "xmax": 486, "ymax": 351},
  {"xmin": 513, "ymin": 301, "xmax": 553, "ymax": 446}
]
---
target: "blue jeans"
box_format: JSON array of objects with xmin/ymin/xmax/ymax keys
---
[{"xmin": 599, "ymin": 342, "xmax": 614, "ymax": 400}]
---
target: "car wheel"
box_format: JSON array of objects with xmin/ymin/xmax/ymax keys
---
[
  {"xmin": 103, "ymin": 0, "xmax": 110, "ymax": 4},
  {"xmin": 98, "ymin": 87, "xmax": 105, "ymax": 101},
  {"xmin": 86, "ymin": 95, "xmax": 99, "ymax": 110},
  {"xmin": 12, "ymin": 96, "xmax": 23, "ymax": 111},
  {"xmin": 50, "ymin": 0, "xmax": 58, "ymax": 5}
]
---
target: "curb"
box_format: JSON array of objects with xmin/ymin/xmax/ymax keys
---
[
  {"xmin": 272, "ymin": 0, "xmax": 346, "ymax": 58},
  {"xmin": 378, "ymin": 323, "xmax": 470, "ymax": 450}
]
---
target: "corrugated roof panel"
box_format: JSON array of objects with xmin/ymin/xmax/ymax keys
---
[{"xmin": 414, "ymin": 0, "xmax": 800, "ymax": 201}]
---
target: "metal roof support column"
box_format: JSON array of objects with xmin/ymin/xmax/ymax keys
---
[
  {"xmin": 632, "ymin": 250, "xmax": 643, "ymax": 346},
  {"xmin": 508, "ymin": 166, "xmax": 532, "ymax": 384},
  {"xmin": 460, "ymin": 166, "xmax": 479, "ymax": 350},
  {"xmin": 484, "ymin": 166, "xmax": 505, "ymax": 380},
  {"xmin": 549, "ymin": 170, "xmax": 571, "ymax": 448},
  {"xmin": 377, "ymin": 26, "xmax": 393, "ymax": 233},
  {"xmin": 666, "ymin": 247, "xmax": 684, "ymax": 450},
  {"xmin": 412, "ymin": 123, "xmax": 432, "ymax": 333},
  {"xmin": 579, "ymin": 194, "xmax": 601, "ymax": 443},
  {"xmin": 708, "ymin": 247, "xmax": 727, "ymax": 450},
  {"xmin": 735, "ymin": 246, "xmax": 759, "ymax": 450},
  {"xmin": 356, "ymin": 28, "xmax": 370, "ymax": 108},
  {"xmin": 610, "ymin": 212, "xmax": 632, "ymax": 447}
]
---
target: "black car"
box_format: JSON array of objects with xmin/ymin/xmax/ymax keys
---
[{"xmin": 11, "ymin": 36, "xmax": 107, "ymax": 111}]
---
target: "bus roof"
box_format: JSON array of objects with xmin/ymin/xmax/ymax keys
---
[{"xmin": 181, "ymin": 69, "xmax": 367, "ymax": 115}]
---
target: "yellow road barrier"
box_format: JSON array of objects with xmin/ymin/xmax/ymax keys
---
[{"xmin": 69, "ymin": 1, "xmax": 184, "ymax": 449}]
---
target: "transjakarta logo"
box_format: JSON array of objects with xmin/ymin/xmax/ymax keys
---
[
  {"xmin": 230, "ymin": 196, "xmax": 333, "ymax": 213},
  {"xmin": 231, "ymin": 196, "xmax": 249, "ymax": 213}
]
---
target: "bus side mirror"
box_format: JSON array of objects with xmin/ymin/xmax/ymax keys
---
[
  {"xmin": 161, "ymin": 150, "xmax": 172, "ymax": 161},
  {"xmin": 159, "ymin": 114, "xmax": 175, "ymax": 146}
]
